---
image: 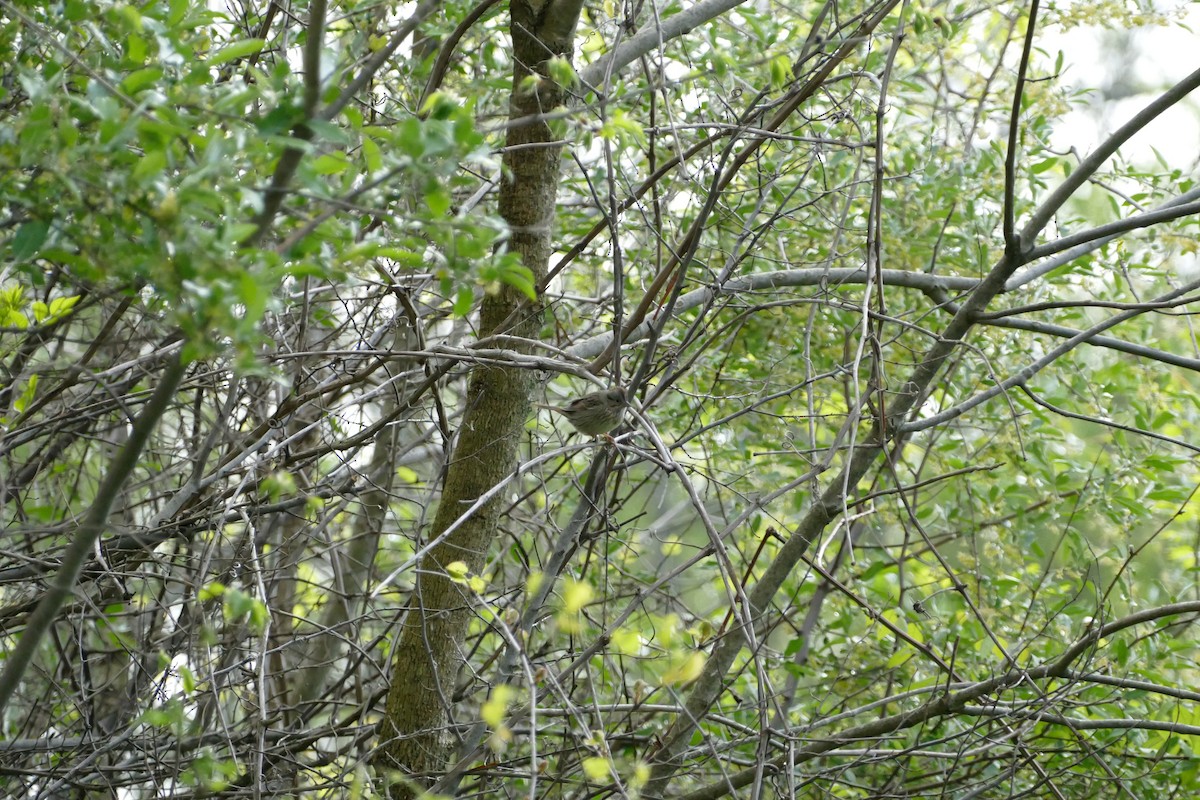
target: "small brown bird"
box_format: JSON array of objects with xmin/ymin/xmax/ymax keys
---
[{"xmin": 537, "ymin": 388, "xmax": 628, "ymax": 435}]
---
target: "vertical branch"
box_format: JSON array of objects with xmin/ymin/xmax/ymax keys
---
[
  {"xmin": 1002, "ymin": 0, "xmax": 1040, "ymax": 254},
  {"xmin": 243, "ymin": 0, "xmax": 330, "ymax": 247}
]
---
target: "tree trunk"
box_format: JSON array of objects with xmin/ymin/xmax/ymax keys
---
[{"xmin": 374, "ymin": 0, "xmax": 584, "ymax": 793}]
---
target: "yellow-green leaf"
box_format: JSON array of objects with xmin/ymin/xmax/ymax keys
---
[
  {"xmin": 661, "ymin": 651, "xmax": 706, "ymax": 687},
  {"xmin": 13, "ymin": 374, "xmax": 38, "ymax": 414},
  {"xmin": 313, "ymin": 151, "xmax": 352, "ymax": 175},
  {"xmin": 480, "ymin": 685, "xmax": 514, "ymax": 727},
  {"xmin": 611, "ymin": 627, "xmax": 642, "ymax": 655},
  {"xmin": 48, "ymin": 294, "xmax": 80, "ymax": 319},
  {"xmin": 582, "ymin": 757, "xmax": 609, "ymax": 781},
  {"xmin": 769, "ymin": 55, "xmax": 791, "ymax": 89},
  {"xmin": 546, "ymin": 56, "xmax": 578, "ymax": 88},
  {"xmin": 562, "ymin": 578, "xmax": 593, "ymax": 613}
]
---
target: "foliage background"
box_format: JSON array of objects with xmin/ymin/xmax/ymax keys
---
[{"xmin": 1, "ymin": 0, "xmax": 1199, "ymax": 797}]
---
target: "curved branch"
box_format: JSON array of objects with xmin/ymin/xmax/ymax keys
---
[
  {"xmin": 578, "ymin": 0, "xmax": 752, "ymax": 91},
  {"xmin": 1005, "ymin": 185, "xmax": 1200, "ymax": 290},
  {"xmin": 933, "ymin": 288, "xmax": 1200, "ymax": 372},
  {"xmin": 418, "ymin": 0, "xmax": 504, "ymax": 109},
  {"xmin": 1026, "ymin": 197, "xmax": 1200, "ymax": 262},
  {"xmin": 962, "ymin": 706, "xmax": 1200, "ymax": 735},
  {"xmin": 242, "ymin": 0, "xmax": 331, "ymax": 247},
  {"xmin": 569, "ymin": 268, "xmax": 977, "ymax": 359},
  {"xmin": 1002, "ymin": 0, "xmax": 1040, "ymax": 252},
  {"xmin": 1020, "ymin": 384, "xmax": 1200, "ymax": 455},
  {"xmin": 1048, "ymin": 601, "xmax": 1200, "ymax": 675},
  {"xmin": 901, "ymin": 273, "xmax": 1200, "ymax": 433},
  {"xmin": 321, "ymin": 0, "xmax": 439, "ymax": 121},
  {"xmin": 1019, "ymin": 64, "xmax": 1200, "ymax": 249}
]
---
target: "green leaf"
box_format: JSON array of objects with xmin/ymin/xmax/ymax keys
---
[
  {"xmin": 121, "ymin": 66, "xmax": 163, "ymax": 94},
  {"xmin": 582, "ymin": 757, "xmax": 609, "ymax": 781},
  {"xmin": 498, "ymin": 261, "xmax": 536, "ymax": 300},
  {"xmin": 237, "ymin": 270, "xmax": 268, "ymax": 324},
  {"xmin": 207, "ymin": 38, "xmax": 266, "ymax": 67},
  {"xmin": 168, "ymin": 0, "xmax": 189, "ymax": 25},
  {"xmin": 18, "ymin": 105, "xmax": 53, "ymax": 166},
  {"xmin": 361, "ymin": 137, "xmax": 382, "ymax": 173},
  {"xmin": 398, "ymin": 117, "xmax": 425, "ymax": 158},
  {"xmin": 425, "ymin": 186, "xmax": 450, "ymax": 217},
  {"xmin": 126, "ymin": 33, "xmax": 147, "ymax": 64},
  {"xmin": 420, "ymin": 91, "xmax": 460, "ymax": 120},
  {"xmin": 10, "ymin": 221, "xmax": 49, "ymax": 260},
  {"xmin": 709, "ymin": 49, "xmax": 732, "ymax": 77},
  {"xmin": 133, "ymin": 148, "xmax": 168, "ymax": 181},
  {"xmin": 598, "ymin": 109, "xmax": 647, "ymax": 148},
  {"xmin": 306, "ymin": 118, "xmax": 353, "ymax": 146},
  {"xmin": 224, "ymin": 588, "xmax": 256, "ymax": 620},
  {"xmin": 256, "ymin": 105, "xmax": 301, "ymax": 135},
  {"xmin": 312, "ymin": 151, "xmax": 352, "ymax": 175},
  {"xmin": 518, "ymin": 74, "xmax": 541, "ymax": 97},
  {"xmin": 112, "ymin": 3, "xmax": 143, "ymax": 31},
  {"xmin": 48, "ymin": 294, "xmax": 80, "ymax": 320},
  {"xmin": 545, "ymin": 56, "xmax": 578, "ymax": 89},
  {"xmin": 769, "ymin": 55, "xmax": 791, "ymax": 89},
  {"xmin": 2, "ymin": 308, "xmax": 29, "ymax": 328},
  {"xmin": 13, "ymin": 374, "xmax": 38, "ymax": 414},
  {"xmin": 453, "ymin": 286, "xmax": 474, "ymax": 316},
  {"xmin": 226, "ymin": 223, "xmax": 259, "ymax": 243}
]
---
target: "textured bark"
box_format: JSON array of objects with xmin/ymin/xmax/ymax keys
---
[{"xmin": 374, "ymin": 0, "xmax": 580, "ymax": 793}]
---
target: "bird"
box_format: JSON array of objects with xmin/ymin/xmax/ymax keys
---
[{"xmin": 536, "ymin": 388, "xmax": 628, "ymax": 436}]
